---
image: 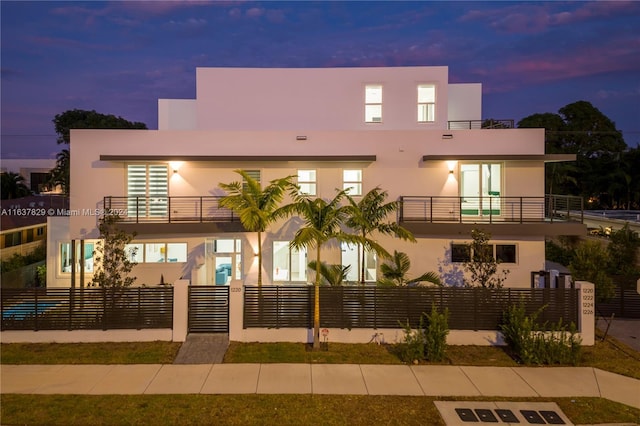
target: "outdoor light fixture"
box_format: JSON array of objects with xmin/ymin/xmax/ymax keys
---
[
  {"xmin": 169, "ymin": 161, "xmax": 183, "ymax": 174},
  {"xmin": 296, "ymin": 135, "xmax": 307, "ymax": 141},
  {"xmin": 446, "ymin": 160, "xmax": 457, "ymax": 174},
  {"xmin": 442, "ymin": 134, "xmax": 453, "ymax": 139},
  {"xmin": 449, "ymin": 170, "xmax": 454, "ymax": 174}
]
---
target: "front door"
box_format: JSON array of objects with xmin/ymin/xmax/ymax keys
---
[{"xmin": 204, "ymin": 238, "xmax": 242, "ymax": 285}]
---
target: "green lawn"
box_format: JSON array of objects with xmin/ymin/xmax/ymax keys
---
[{"xmin": 2, "ymin": 395, "xmax": 639, "ymax": 426}]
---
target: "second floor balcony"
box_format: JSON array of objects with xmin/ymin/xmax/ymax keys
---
[{"xmin": 103, "ymin": 194, "xmax": 586, "ymax": 237}]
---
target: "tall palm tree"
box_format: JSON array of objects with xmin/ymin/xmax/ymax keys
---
[
  {"xmin": 47, "ymin": 149, "xmax": 70, "ymax": 194},
  {"xmin": 219, "ymin": 170, "xmax": 295, "ymax": 286},
  {"xmin": 288, "ymin": 189, "xmax": 363, "ymax": 350},
  {"xmin": 345, "ymin": 187, "xmax": 416, "ymax": 284},
  {"xmin": 378, "ymin": 250, "xmax": 441, "ymax": 287}
]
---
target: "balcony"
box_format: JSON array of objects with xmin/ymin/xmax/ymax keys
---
[
  {"xmin": 398, "ymin": 194, "xmax": 586, "ymax": 236},
  {"xmin": 447, "ymin": 119, "xmax": 514, "ymax": 130},
  {"xmin": 103, "ymin": 196, "xmax": 244, "ymax": 234}
]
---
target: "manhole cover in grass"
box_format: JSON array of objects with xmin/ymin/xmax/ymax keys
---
[{"xmin": 435, "ymin": 401, "xmax": 572, "ymax": 426}]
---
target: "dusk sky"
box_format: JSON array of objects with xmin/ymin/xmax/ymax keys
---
[{"xmin": 1, "ymin": 1, "xmax": 639, "ymax": 159}]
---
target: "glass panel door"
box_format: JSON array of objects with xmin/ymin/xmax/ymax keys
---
[
  {"xmin": 460, "ymin": 163, "xmax": 501, "ymax": 216},
  {"xmin": 460, "ymin": 164, "xmax": 480, "ymax": 215},
  {"xmin": 205, "ymin": 238, "xmax": 242, "ymax": 285}
]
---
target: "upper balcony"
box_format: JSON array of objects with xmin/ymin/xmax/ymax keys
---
[
  {"xmin": 447, "ymin": 119, "xmax": 514, "ymax": 130},
  {"xmin": 104, "ymin": 194, "xmax": 586, "ymax": 237},
  {"xmin": 398, "ymin": 194, "xmax": 586, "ymax": 236}
]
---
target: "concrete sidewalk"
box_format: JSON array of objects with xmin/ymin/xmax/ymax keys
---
[{"xmin": 1, "ymin": 364, "xmax": 639, "ymax": 409}]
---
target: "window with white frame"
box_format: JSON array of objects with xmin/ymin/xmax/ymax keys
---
[
  {"xmin": 124, "ymin": 242, "xmax": 188, "ymax": 263},
  {"xmin": 417, "ymin": 84, "xmax": 436, "ymax": 122},
  {"xmin": 60, "ymin": 241, "xmax": 96, "ymax": 273},
  {"xmin": 127, "ymin": 164, "xmax": 168, "ymax": 217},
  {"xmin": 365, "ymin": 84, "xmax": 383, "ymax": 123},
  {"xmin": 341, "ymin": 242, "xmax": 377, "ymax": 282},
  {"xmin": 297, "ymin": 169, "xmax": 317, "ymax": 196},
  {"xmin": 242, "ymin": 169, "xmax": 261, "ymax": 191},
  {"xmin": 343, "ymin": 169, "xmax": 362, "ymax": 196},
  {"xmin": 273, "ymin": 241, "xmax": 307, "ymax": 282}
]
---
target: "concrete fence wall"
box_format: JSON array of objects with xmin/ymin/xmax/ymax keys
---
[{"xmin": 1, "ymin": 280, "xmax": 595, "ymax": 345}]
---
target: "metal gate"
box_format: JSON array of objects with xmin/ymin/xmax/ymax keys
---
[{"xmin": 188, "ymin": 286, "xmax": 229, "ymax": 333}]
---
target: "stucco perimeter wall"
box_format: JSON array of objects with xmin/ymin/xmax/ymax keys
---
[
  {"xmin": 69, "ymin": 127, "xmax": 545, "ymax": 239},
  {"xmin": 195, "ymin": 67, "xmax": 451, "ymax": 131}
]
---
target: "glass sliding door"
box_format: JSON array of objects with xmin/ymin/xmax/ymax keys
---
[{"xmin": 460, "ymin": 163, "xmax": 501, "ymax": 216}]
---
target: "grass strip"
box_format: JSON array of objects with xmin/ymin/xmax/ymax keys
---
[{"xmin": 2, "ymin": 395, "xmax": 638, "ymax": 426}]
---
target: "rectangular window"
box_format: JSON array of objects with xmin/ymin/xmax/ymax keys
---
[
  {"xmin": 451, "ymin": 243, "xmax": 517, "ymax": 264},
  {"xmin": 26, "ymin": 229, "xmax": 34, "ymax": 243},
  {"xmin": 127, "ymin": 164, "xmax": 168, "ymax": 217},
  {"xmin": 365, "ymin": 84, "xmax": 382, "ymax": 123},
  {"xmin": 242, "ymin": 169, "xmax": 261, "ymax": 191},
  {"xmin": 59, "ymin": 241, "xmax": 96, "ymax": 273},
  {"xmin": 341, "ymin": 242, "xmax": 377, "ymax": 282},
  {"xmin": 36, "ymin": 227, "xmax": 44, "ymax": 236},
  {"xmin": 343, "ymin": 169, "xmax": 362, "ymax": 196},
  {"xmin": 126, "ymin": 243, "xmax": 144, "ymax": 263},
  {"xmin": 297, "ymin": 169, "xmax": 317, "ymax": 196},
  {"xmin": 273, "ymin": 241, "xmax": 307, "ymax": 282},
  {"xmin": 166, "ymin": 243, "xmax": 188, "ymax": 262},
  {"xmin": 5, "ymin": 231, "xmax": 22, "ymax": 247},
  {"xmin": 124, "ymin": 242, "xmax": 188, "ymax": 263},
  {"xmin": 417, "ymin": 84, "xmax": 436, "ymax": 122}
]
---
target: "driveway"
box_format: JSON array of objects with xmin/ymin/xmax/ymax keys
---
[{"xmin": 596, "ymin": 317, "xmax": 640, "ymax": 352}]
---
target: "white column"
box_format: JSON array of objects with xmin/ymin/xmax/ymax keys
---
[
  {"xmin": 575, "ymin": 281, "xmax": 595, "ymax": 346},
  {"xmin": 228, "ymin": 280, "xmax": 244, "ymax": 342},
  {"xmin": 172, "ymin": 279, "xmax": 189, "ymax": 342}
]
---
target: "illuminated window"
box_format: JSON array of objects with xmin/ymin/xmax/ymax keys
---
[
  {"xmin": 297, "ymin": 169, "xmax": 317, "ymax": 196},
  {"xmin": 365, "ymin": 85, "xmax": 382, "ymax": 123},
  {"xmin": 343, "ymin": 169, "xmax": 362, "ymax": 196},
  {"xmin": 127, "ymin": 164, "xmax": 168, "ymax": 217},
  {"xmin": 418, "ymin": 84, "xmax": 436, "ymax": 122},
  {"xmin": 59, "ymin": 242, "xmax": 96, "ymax": 273},
  {"xmin": 273, "ymin": 241, "xmax": 307, "ymax": 282},
  {"xmin": 341, "ymin": 242, "xmax": 377, "ymax": 282}
]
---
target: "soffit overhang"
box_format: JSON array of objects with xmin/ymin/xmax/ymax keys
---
[{"xmin": 421, "ymin": 154, "xmax": 576, "ymax": 163}]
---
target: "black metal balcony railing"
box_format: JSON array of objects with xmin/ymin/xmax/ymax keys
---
[
  {"xmin": 103, "ymin": 194, "xmax": 583, "ymax": 225},
  {"xmin": 103, "ymin": 196, "xmax": 239, "ymax": 223},
  {"xmin": 399, "ymin": 195, "xmax": 583, "ymax": 224},
  {"xmin": 448, "ymin": 119, "xmax": 515, "ymax": 130}
]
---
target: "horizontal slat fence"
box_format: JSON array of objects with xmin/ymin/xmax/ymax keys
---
[
  {"xmin": 188, "ymin": 286, "xmax": 230, "ymax": 333},
  {"xmin": 244, "ymin": 286, "xmax": 578, "ymax": 330},
  {"xmin": 1, "ymin": 287, "xmax": 173, "ymax": 331},
  {"xmin": 596, "ymin": 287, "xmax": 640, "ymax": 319}
]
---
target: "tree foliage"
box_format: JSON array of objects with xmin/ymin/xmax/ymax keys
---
[
  {"xmin": 307, "ymin": 261, "xmax": 351, "ymax": 286},
  {"xmin": 90, "ymin": 215, "xmax": 138, "ymax": 290},
  {"xmin": 48, "ymin": 109, "xmax": 147, "ymax": 195},
  {"xmin": 607, "ymin": 224, "xmax": 640, "ymax": 289},
  {"xmin": 345, "ymin": 187, "xmax": 416, "ymax": 284},
  {"xmin": 1, "ymin": 172, "xmax": 31, "ymax": 199},
  {"xmin": 569, "ymin": 240, "xmax": 615, "ymax": 302},
  {"xmin": 378, "ymin": 250, "xmax": 441, "ymax": 287},
  {"xmin": 218, "ymin": 170, "xmax": 296, "ymax": 286},
  {"xmin": 518, "ymin": 100, "xmax": 637, "ymax": 208},
  {"xmin": 463, "ymin": 229, "xmax": 509, "ymax": 288}
]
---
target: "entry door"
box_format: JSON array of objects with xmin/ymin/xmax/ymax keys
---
[
  {"xmin": 460, "ymin": 163, "xmax": 501, "ymax": 216},
  {"xmin": 205, "ymin": 238, "xmax": 242, "ymax": 286}
]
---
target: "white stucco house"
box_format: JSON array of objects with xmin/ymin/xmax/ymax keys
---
[{"xmin": 46, "ymin": 66, "xmax": 585, "ymax": 289}]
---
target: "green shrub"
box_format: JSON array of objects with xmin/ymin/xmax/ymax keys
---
[
  {"xmin": 424, "ymin": 305, "xmax": 449, "ymax": 362},
  {"xmin": 399, "ymin": 316, "xmax": 425, "ymax": 364},
  {"xmin": 501, "ymin": 303, "xmax": 582, "ymax": 365}
]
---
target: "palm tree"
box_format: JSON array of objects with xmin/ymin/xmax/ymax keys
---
[
  {"xmin": 345, "ymin": 187, "xmax": 416, "ymax": 284},
  {"xmin": 307, "ymin": 261, "xmax": 351, "ymax": 286},
  {"xmin": 288, "ymin": 189, "xmax": 363, "ymax": 350},
  {"xmin": 219, "ymin": 170, "xmax": 295, "ymax": 286},
  {"xmin": 1, "ymin": 172, "xmax": 31, "ymax": 199},
  {"xmin": 47, "ymin": 149, "xmax": 70, "ymax": 194},
  {"xmin": 378, "ymin": 251, "xmax": 441, "ymax": 287}
]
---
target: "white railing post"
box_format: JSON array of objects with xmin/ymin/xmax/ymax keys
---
[
  {"xmin": 228, "ymin": 280, "xmax": 244, "ymax": 342},
  {"xmin": 575, "ymin": 281, "xmax": 595, "ymax": 345},
  {"xmin": 172, "ymin": 279, "xmax": 189, "ymax": 342}
]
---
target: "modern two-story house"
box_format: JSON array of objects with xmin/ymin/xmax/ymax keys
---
[{"xmin": 46, "ymin": 66, "xmax": 585, "ymax": 288}]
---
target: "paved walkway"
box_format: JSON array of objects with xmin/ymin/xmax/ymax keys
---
[{"xmin": 1, "ymin": 364, "xmax": 639, "ymax": 409}]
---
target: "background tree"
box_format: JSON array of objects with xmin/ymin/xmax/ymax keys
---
[
  {"xmin": 345, "ymin": 187, "xmax": 416, "ymax": 284},
  {"xmin": 289, "ymin": 189, "xmax": 362, "ymax": 350},
  {"xmin": 463, "ymin": 229, "xmax": 509, "ymax": 288},
  {"xmin": 569, "ymin": 240, "xmax": 615, "ymax": 302},
  {"xmin": 219, "ymin": 170, "xmax": 295, "ymax": 286},
  {"xmin": 48, "ymin": 109, "xmax": 147, "ymax": 194},
  {"xmin": 90, "ymin": 215, "xmax": 138, "ymax": 304},
  {"xmin": 606, "ymin": 224, "xmax": 640, "ymax": 289},
  {"xmin": 377, "ymin": 250, "xmax": 441, "ymax": 287},
  {"xmin": 518, "ymin": 101, "xmax": 632, "ymax": 208},
  {"xmin": 1, "ymin": 172, "xmax": 31, "ymax": 199}
]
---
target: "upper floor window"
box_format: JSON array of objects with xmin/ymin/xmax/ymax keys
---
[
  {"xmin": 365, "ymin": 85, "xmax": 383, "ymax": 123},
  {"xmin": 417, "ymin": 84, "xmax": 436, "ymax": 122},
  {"xmin": 343, "ymin": 169, "xmax": 362, "ymax": 196},
  {"xmin": 127, "ymin": 164, "xmax": 168, "ymax": 217},
  {"xmin": 243, "ymin": 169, "xmax": 261, "ymax": 191},
  {"xmin": 297, "ymin": 169, "xmax": 317, "ymax": 196}
]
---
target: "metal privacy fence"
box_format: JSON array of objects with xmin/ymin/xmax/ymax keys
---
[
  {"xmin": 596, "ymin": 287, "xmax": 640, "ymax": 319},
  {"xmin": 188, "ymin": 286, "xmax": 230, "ymax": 333},
  {"xmin": 1, "ymin": 287, "xmax": 173, "ymax": 331},
  {"xmin": 244, "ymin": 286, "xmax": 579, "ymax": 330}
]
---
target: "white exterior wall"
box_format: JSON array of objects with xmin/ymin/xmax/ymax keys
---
[
  {"xmin": 195, "ymin": 67, "xmax": 451, "ymax": 130},
  {"xmin": 448, "ymin": 83, "xmax": 482, "ymax": 122},
  {"xmin": 158, "ymin": 99, "xmax": 197, "ymax": 130}
]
